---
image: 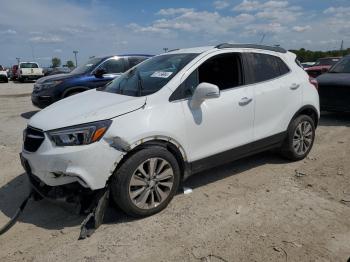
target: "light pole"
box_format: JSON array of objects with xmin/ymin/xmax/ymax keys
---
[
  {"xmin": 16, "ymin": 57, "xmax": 20, "ymax": 65},
  {"xmin": 163, "ymin": 48, "xmax": 168, "ymax": 53},
  {"xmin": 73, "ymin": 50, "xmax": 78, "ymax": 67}
]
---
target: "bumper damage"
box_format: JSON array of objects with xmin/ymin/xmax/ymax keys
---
[{"xmin": 17, "ymin": 153, "xmax": 111, "ymax": 239}]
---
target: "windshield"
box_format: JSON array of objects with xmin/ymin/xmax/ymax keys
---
[
  {"xmin": 100, "ymin": 53, "xmax": 198, "ymax": 97},
  {"xmin": 20, "ymin": 63, "xmax": 38, "ymax": 68},
  {"xmin": 70, "ymin": 57, "xmax": 104, "ymax": 75},
  {"xmin": 329, "ymin": 57, "xmax": 350, "ymax": 73},
  {"xmin": 315, "ymin": 58, "xmax": 340, "ymax": 66}
]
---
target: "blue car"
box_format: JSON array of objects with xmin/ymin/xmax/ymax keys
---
[{"xmin": 32, "ymin": 54, "xmax": 152, "ymax": 108}]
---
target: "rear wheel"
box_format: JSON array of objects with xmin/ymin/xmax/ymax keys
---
[
  {"xmin": 111, "ymin": 146, "xmax": 180, "ymax": 217},
  {"xmin": 280, "ymin": 115, "xmax": 315, "ymax": 161}
]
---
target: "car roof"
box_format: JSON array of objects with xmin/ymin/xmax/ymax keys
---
[
  {"xmin": 96, "ymin": 54, "xmax": 153, "ymax": 60},
  {"xmin": 167, "ymin": 43, "xmax": 288, "ymax": 55}
]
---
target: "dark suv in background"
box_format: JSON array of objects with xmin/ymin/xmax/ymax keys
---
[{"xmin": 31, "ymin": 54, "xmax": 152, "ymax": 108}]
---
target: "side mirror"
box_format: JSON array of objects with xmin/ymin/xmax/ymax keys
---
[
  {"xmin": 190, "ymin": 82, "xmax": 220, "ymax": 108},
  {"xmin": 94, "ymin": 68, "xmax": 106, "ymax": 78}
]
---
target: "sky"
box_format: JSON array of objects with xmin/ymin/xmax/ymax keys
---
[{"xmin": 0, "ymin": 0, "xmax": 349, "ymax": 67}]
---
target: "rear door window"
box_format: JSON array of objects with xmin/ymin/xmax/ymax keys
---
[
  {"xmin": 99, "ymin": 58, "xmax": 125, "ymax": 74},
  {"xmin": 244, "ymin": 53, "xmax": 290, "ymax": 84},
  {"xmin": 20, "ymin": 63, "xmax": 39, "ymax": 68}
]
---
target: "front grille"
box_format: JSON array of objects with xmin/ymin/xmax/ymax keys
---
[{"xmin": 24, "ymin": 126, "xmax": 45, "ymax": 152}]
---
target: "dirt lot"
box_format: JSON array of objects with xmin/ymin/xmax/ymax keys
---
[{"xmin": 0, "ymin": 81, "xmax": 349, "ymax": 262}]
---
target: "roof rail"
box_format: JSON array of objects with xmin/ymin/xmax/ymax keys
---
[{"xmin": 215, "ymin": 43, "xmax": 287, "ymax": 53}]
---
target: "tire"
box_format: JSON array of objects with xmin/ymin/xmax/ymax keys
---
[
  {"xmin": 111, "ymin": 146, "xmax": 181, "ymax": 217},
  {"xmin": 4, "ymin": 77, "xmax": 8, "ymax": 83},
  {"xmin": 280, "ymin": 115, "xmax": 315, "ymax": 161}
]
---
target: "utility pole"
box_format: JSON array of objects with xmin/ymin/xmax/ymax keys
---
[
  {"xmin": 73, "ymin": 50, "xmax": 78, "ymax": 67},
  {"xmin": 340, "ymin": 40, "xmax": 344, "ymax": 51},
  {"xmin": 163, "ymin": 48, "xmax": 168, "ymax": 53}
]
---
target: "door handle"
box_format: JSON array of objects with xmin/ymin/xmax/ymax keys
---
[
  {"xmin": 239, "ymin": 97, "xmax": 253, "ymax": 106},
  {"xmin": 290, "ymin": 83, "xmax": 300, "ymax": 90}
]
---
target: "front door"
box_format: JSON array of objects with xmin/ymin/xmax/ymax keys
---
[{"xmin": 174, "ymin": 53, "xmax": 254, "ymax": 172}]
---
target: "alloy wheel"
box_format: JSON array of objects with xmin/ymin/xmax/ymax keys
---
[
  {"xmin": 128, "ymin": 158, "xmax": 174, "ymax": 209},
  {"xmin": 293, "ymin": 120, "xmax": 313, "ymax": 155}
]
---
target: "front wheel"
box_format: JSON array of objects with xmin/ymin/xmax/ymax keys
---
[
  {"xmin": 280, "ymin": 115, "xmax": 315, "ymax": 161},
  {"xmin": 111, "ymin": 146, "xmax": 180, "ymax": 217}
]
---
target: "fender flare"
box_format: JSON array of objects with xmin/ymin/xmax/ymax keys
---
[
  {"xmin": 108, "ymin": 135, "xmax": 190, "ymax": 180},
  {"xmin": 290, "ymin": 105, "xmax": 319, "ymax": 128}
]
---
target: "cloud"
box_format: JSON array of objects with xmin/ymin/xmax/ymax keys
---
[
  {"xmin": 129, "ymin": 9, "xmax": 255, "ymax": 36},
  {"xmin": 29, "ymin": 35, "xmax": 64, "ymax": 44},
  {"xmin": 1, "ymin": 29, "xmax": 17, "ymax": 35},
  {"xmin": 157, "ymin": 8, "xmax": 194, "ymax": 16},
  {"xmin": 292, "ymin": 25, "xmax": 311, "ymax": 32},
  {"xmin": 213, "ymin": 1, "xmax": 230, "ymax": 10},
  {"xmin": 324, "ymin": 6, "xmax": 350, "ymax": 17},
  {"xmin": 233, "ymin": 0, "xmax": 260, "ymax": 12}
]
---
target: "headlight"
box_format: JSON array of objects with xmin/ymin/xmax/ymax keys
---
[
  {"xmin": 47, "ymin": 120, "xmax": 112, "ymax": 146},
  {"xmin": 37, "ymin": 80, "xmax": 63, "ymax": 91}
]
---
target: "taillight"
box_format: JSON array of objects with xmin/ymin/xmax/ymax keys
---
[{"xmin": 309, "ymin": 77, "xmax": 318, "ymax": 90}]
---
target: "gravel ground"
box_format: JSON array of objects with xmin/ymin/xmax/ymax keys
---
[{"xmin": 0, "ymin": 81, "xmax": 349, "ymax": 262}]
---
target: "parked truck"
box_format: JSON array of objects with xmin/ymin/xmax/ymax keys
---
[{"xmin": 18, "ymin": 62, "xmax": 44, "ymax": 82}]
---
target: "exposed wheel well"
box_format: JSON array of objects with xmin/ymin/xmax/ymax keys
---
[{"xmin": 113, "ymin": 140, "xmax": 188, "ymax": 181}]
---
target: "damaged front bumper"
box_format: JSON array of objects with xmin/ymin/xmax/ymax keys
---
[
  {"xmin": 20, "ymin": 154, "xmax": 110, "ymax": 239},
  {"xmin": 21, "ymin": 135, "xmax": 124, "ymax": 190}
]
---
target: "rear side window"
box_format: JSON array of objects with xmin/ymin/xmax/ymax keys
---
[
  {"xmin": 244, "ymin": 53, "xmax": 290, "ymax": 84},
  {"xmin": 20, "ymin": 63, "xmax": 39, "ymax": 68}
]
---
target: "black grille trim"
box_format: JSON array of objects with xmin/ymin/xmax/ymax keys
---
[{"xmin": 24, "ymin": 126, "xmax": 45, "ymax": 152}]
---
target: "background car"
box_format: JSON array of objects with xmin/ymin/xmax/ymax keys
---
[
  {"xmin": 0, "ymin": 65, "xmax": 9, "ymax": 83},
  {"xmin": 301, "ymin": 62, "xmax": 315, "ymax": 69},
  {"xmin": 317, "ymin": 55, "xmax": 350, "ymax": 112},
  {"xmin": 32, "ymin": 54, "xmax": 152, "ymax": 108},
  {"xmin": 17, "ymin": 62, "xmax": 44, "ymax": 82},
  {"xmin": 10, "ymin": 65, "xmax": 19, "ymax": 80},
  {"xmin": 305, "ymin": 57, "xmax": 341, "ymax": 78}
]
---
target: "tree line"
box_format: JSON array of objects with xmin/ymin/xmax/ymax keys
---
[
  {"xmin": 51, "ymin": 57, "xmax": 75, "ymax": 68},
  {"xmin": 289, "ymin": 48, "xmax": 350, "ymax": 62}
]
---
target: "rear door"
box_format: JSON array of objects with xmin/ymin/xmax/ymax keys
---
[{"xmin": 243, "ymin": 52, "xmax": 302, "ymax": 141}]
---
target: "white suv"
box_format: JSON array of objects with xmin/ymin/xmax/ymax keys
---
[{"xmin": 21, "ymin": 44, "xmax": 320, "ymax": 217}]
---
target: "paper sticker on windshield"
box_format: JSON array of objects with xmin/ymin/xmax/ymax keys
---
[{"xmin": 150, "ymin": 71, "xmax": 173, "ymax": 78}]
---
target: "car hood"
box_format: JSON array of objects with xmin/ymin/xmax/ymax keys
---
[
  {"xmin": 36, "ymin": 73, "xmax": 79, "ymax": 83},
  {"xmin": 317, "ymin": 73, "xmax": 350, "ymax": 87},
  {"xmin": 29, "ymin": 89, "xmax": 146, "ymax": 131}
]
